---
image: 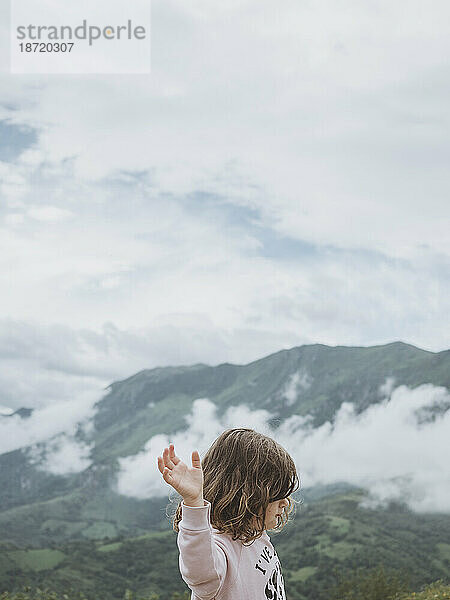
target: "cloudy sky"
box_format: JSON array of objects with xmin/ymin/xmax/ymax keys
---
[{"xmin": 0, "ymin": 0, "xmax": 449, "ymax": 420}]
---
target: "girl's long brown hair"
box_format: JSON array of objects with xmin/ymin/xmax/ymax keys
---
[{"xmin": 168, "ymin": 427, "xmax": 301, "ymax": 545}]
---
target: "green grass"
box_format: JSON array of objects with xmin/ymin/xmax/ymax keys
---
[
  {"xmin": 398, "ymin": 581, "xmax": 450, "ymax": 600},
  {"xmin": 81, "ymin": 522, "xmax": 117, "ymax": 539},
  {"xmin": 289, "ymin": 566, "xmax": 318, "ymax": 582},
  {"xmin": 96, "ymin": 542, "xmax": 122, "ymax": 553},
  {"xmin": 327, "ymin": 515, "xmax": 351, "ymax": 534},
  {"xmin": 436, "ymin": 543, "xmax": 450, "ymax": 561},
  {"xmin": 9, "ymin": 550, "xmax": 66, "ymax": 572},
  {"xmin": 40, "ymin": 520, "xmax": 88, "ymax": 535},
  {"xmin": 321, "ymin": 541, "xmax": 361, "ymax": 559}
]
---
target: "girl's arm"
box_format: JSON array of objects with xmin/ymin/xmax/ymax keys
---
[
  {"xmin": 177, "ymin": 499, "xmax": 229, "ymax": 600},
  {"xmin": 157, "ymin": 445, "xmax": 229, "ymax": 597}
]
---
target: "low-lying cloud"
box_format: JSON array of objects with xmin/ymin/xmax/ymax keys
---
[
  {"xmin": 0, "ymin": 387, "xmax": 99, "ymax": 460},
  {"xmin": 116, "ymin": 382, "xmax": 450, "ymax": 513},
  {"xmin": 26, "ymin": 432, "xmax": 94, "ymax": 476}
]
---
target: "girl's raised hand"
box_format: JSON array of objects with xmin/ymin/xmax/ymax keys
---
[{"xmin": 157, "ymin": 443, "xmax": 204, "ymax": 503}]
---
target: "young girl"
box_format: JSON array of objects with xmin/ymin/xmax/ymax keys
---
[{"xmin": 157, "ymin": 427, "xmax": 300, "ymax": 600}]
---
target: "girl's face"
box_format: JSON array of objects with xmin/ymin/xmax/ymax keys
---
[{"xmin": 261, "ymin": 497, "xmax": 289, "ymax": 530}]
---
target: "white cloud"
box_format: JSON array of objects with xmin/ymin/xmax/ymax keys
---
[
  {"xmin": 0, "ymin": 387, "xmax": 100, "ymax": 456},
  {"xmin": 0, "ymin": 170, "xmax": 448, "ymax": 355},
  {"xmin": 379, "ymin": 376, "xmax": 396, "ymax": 398},
  {"xmin": 1, "ymin": 0, "xmax": 449, "ymax": 258},
  {"xmin": 280, "ymin": 383, "xmax": 450, "ymax": 513},
  {"xmin": 4, "ymin": 212, "xmax": 25, "ymax": 226},
  {"xmin": 281, "ymin": 369, "xmax": 312, "ymax": 407},
  {"xmin": 116, "ymin": 383, "xmax": 450, "ymax": 513},
  {"xmin": 115, "ymin": 398, "xmax": 274, "ymax": 498},
  {"xmin": 26, "ymin": 205, "xmax": 74, "ymax": 222},
  {"xmin": 27, "ymin": 433, "xmax": 94, "ymax": 475}
]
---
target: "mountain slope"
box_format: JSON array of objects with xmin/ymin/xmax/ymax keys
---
[
  {"xmin": 0, "ymin": 341, "xmax": 448, "ymax": 548},
  {"xmin": 1, "ymin": 489, "xmax": 449, "ymax": 600}
]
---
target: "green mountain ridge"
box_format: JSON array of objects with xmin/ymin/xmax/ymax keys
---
[{"xmin": 1, "ymin": 341, "xmax": 449, "ymax": 548}]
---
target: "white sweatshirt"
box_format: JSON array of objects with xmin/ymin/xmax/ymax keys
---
[{"xmin": 177, "ymin": 499, "xmax": 287, "ymax": 600}]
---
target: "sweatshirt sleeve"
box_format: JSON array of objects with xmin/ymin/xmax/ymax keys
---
[{"xmin": 176, "ymin": 499, "xmax": 228, "ymax": 600}]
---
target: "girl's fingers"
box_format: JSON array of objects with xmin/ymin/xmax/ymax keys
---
[
  {"xmin": 169, "ymin": 443, "xmax": 180, "ymax": 465},
  {"xmin": 157, "ymin": 455, "xmax": 166, "ymax": 474},
  {"xmin": 191, "ymin": 450, "xmax": 201, "ymax": 469},
  {"xmin": 163, "ymin": 447, "xmax": 175, "ymax": 469},
  {"xmin": 157, "ymin": 456, "xmax": 174, "ymax": 483},
  {"xmin": 163, "ymin": 466, "xmax": 173, "ymax": 481}
]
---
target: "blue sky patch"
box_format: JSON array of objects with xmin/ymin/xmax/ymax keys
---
[{"xmin": 0, "ymin": 120, "xmax": 37, "ymax": 162}]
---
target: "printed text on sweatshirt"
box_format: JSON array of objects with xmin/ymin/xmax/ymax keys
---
[{"xmin": 177, "ymin": 499, "xmax": 286, "ymax": 600}]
